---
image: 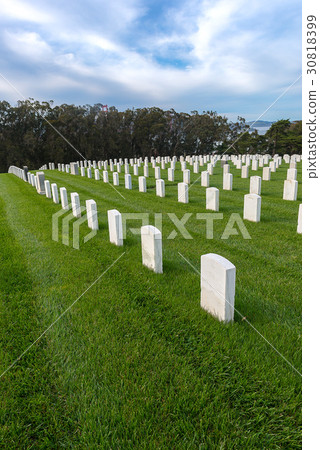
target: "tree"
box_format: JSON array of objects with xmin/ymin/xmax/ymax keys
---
[
  {"xmin": 0, "ymin": 100, "xmax": 301, "ymax": 173},
  {"xmin": 265, "ymin": 119, "xmax": 291, "ymax": 155}
]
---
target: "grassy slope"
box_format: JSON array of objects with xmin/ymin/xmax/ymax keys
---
[{"xmin": 0, "ymin": 161, "xmax": 301, "ymax": 448}]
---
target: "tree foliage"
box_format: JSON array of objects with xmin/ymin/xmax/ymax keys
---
[{"xmin": 0, "ymin": 99, "xmax": 301, "ymax": 172}]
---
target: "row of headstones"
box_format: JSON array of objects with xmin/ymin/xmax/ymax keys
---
[
  {"xmin": 25, "ymin": 169, "xmax": 99, "ymax": 230},
  {"xmin": 45, "ymin": 151, "xmax": 300, "ymax": 173},
  {"xmin": 8, "ymin": 165, "xmax": 28, "ymax": 181},
  {"xmin": 21, "ymin": 161, "xmax": 299, "ymax": 220},
  {"xmin": 37, "ymin": 155, "xmax": 302, "ymax": 228},
  {"xmin": 50, "ymin": 153, "xmax": 300, "ymax": 176},
  {"xmin": 52, "ymin": 148, "xmax": 300, "ymax": 190},
  {"xmin": 229, "ymin": 153, "xmax": 301, "ymax": 170},
  {"xmin": 47, "ymin": 152, "xmax": 301, "ymax": 226},
  {"xmin": 44, "ymin": 150, "xmax": 302, "ymax": 227},
  {"xmin": 220, "ymin": 156, "xmax": 301, "ymax": 200},
  {"xmin": 8, "ymin": 164, "xmax": 234, "ymax": 322},
  {"xmin": 10, "ymin": 165, "xmax": 302, "ymax": 322},
  {"xmin": 36, "ymin": 168, "xmax": 302, "ymax": 231},
  {"xmin": 68, "ymin": 158, "xmax": 300, "ymax": 203},
  {"xmin": 30, "ymin": 172, "xmax": 236, "ymax": 322},
  {"xmin": 50, "ymin": 152, "xmax": 301, "ymax": 195}
]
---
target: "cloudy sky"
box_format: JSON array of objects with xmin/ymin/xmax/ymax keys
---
[{"xmin": 0, "ymin": 0, "xmax": 301, "ymax": 121}]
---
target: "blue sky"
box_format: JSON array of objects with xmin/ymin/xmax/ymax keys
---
[{"xmin": 0, "ymin": 0, "xmax": 301, "ymax": 122}]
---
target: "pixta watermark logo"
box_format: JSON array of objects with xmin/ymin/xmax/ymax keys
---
[
  {"xmin": 121, "ymin": 213, "xmax": 251, "ymax": 240},
  {"xmin": 52, "ymin": 205, "xmax": 97, "ymax": 249},
  {"xmin": 52, "ymin": 210, "xmax": 251, "ymax": 249}
]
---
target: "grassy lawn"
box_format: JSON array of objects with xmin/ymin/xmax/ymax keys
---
[{"xmin": 0, "ymin": 161, "xmax": 301, "ymax": 448}]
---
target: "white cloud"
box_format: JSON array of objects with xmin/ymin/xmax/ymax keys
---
[
  {"xmin": 0, "ymin": 0, "xmax": 301, "ymax": 117},
  {"xmin": 4, "ymin": 31, "xmax": 52, "ymax": 61},
  {"xmin": 0, "ymin": 0, "xmax": 51, "ymax": 23}
]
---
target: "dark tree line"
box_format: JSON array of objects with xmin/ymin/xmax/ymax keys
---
[{"xmin": 0, "ymin": 99, "xmax": 301, "ymax": 172}]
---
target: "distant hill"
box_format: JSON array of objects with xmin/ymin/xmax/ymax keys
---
[{"xmin": 247, "ymin": 120, "xmax": 274, "ymax": 128}]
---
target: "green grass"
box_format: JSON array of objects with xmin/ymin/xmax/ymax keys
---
[{"xmin": 0, "ymin": 161, "xmax": 301, "ymax": 448}]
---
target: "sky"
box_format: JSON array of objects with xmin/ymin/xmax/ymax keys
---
[{"xmin": 0, "ymin": 0, "xmax": 302, "ymax": 122}]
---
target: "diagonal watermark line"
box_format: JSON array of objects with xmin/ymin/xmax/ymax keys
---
[
  {"xmin": 107, "ymin": 179, "xmax": 126, "ymax": 200},
  {"xmin": 97, "ymin": 167, "xmax": 126, "ymax": 200},
  {"xmin": 177, "ymin": 73, "xmax": 302, "ymax": 202},
  {"xmin": 178, "ymin": 251, "xmax": 302, "ymax": 377},
  {"xmin": 0, "ymin": 252, "xmax": 126, "ymax": 380},
  {"xmin": 0, "ymin": 72, "xmax": 87, "ymax": 162}
]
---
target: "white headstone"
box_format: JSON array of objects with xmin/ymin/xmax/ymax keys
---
[
  {"xmin": 297, "ymin": 204, "xmax": 302, "ymax": 234},
  {"xmin": 201, "ymin": 253, "xmax": 236, "ymax": 323},
  {"xmin": 241, "ymin": 166, "xmax": 249, "ymax": 178},
  {"xmin": 283, "ymin": 180, "xmax": 298, "ymax": 201},
  {"xmin": 95, "ymin": 169, "xmax": 100, "ymax": 181},
  {"xmin": 183, "ymin": 169, "xmax": 190, "ymax": 184},
  {"xmin": 155, "ymin": 167, "xmax": 161, "ymax": 179},
  {"xmin": 287, "ymin": 168, "xmax": 297, "ymax": 181},
  {"xmin": 207, "ymin": 163, "xmax": 213, "ymax": 175},
  {"xmin": 44, "ymin": 180, "xmax": 51, "ymax": 198},
  {"xmin": 125, "ymin": 174, "xmax": 132, "ymax": 189},
  {"xmin": 133, "ymin": 164, "xmax": 139, "ymax": 176},
  {"xmin": 113, "ymin": 172, "xmax": 119, "ymax": 186},
  {"xmin": 70, "ymin": 162, "xmax": 79, "ymax": 175},
  {"xmin": 103, "ymin": 171, "xmax": 109, "ymax": 183},
  {"xmin": 206, "ymin": 187, "xmax": 219, "ymax": 211},
  {"xmin": 36, "ymin": 172, "xmax": 46, "ymax": 194},
  {"xmin": 243, "ymin": 193, "xmax": 261, "ymax": 222},
  {"xmin": 81, "ymin": 167, "xmax": 85, "ymax": 176},
  {"xmin": 270, "ymin": 162, "xmax": 276, "ymax": 172},
  {"xmin": 250, "ymin": 176, "xmax": 261, "ymax": 195},
  {"xmin": 178, "ymin": 182, "xmax": 188, "ymax": 203},
  {"xmin": 156, "ymin": 179, "xmax": 165, "ymax": 197},
  {"xmin": 252, "ymin": 160, "xmax": 258, "ymax": 171},
  {"xmin": 144, "ymin": 165, "xmax": 149, "ymax": 177},
  {"xmin": 193, "ymin": 162, "xmax": 199, "ymax": 174},
  {"xmin": 51, "ymin": 183, "xmax": 59, "ymax": 204},
  {"xmin": 201, "ymin": 171, "xmax": 209, "ymax": 187},
  {"xmin": 71, "ymin": 192, "xmax": 81, "ymax": 218},
  {"xmin": 168, "ymin": 168, "xmax": 174, "ymax": 182},
  {"xmin": 60, "ymin": 187, "xmax": 69, "ymax": 210},
  {"xmin": 141, "ymin": 225, "xmax": 162, "ymax": 273},
  {"xmin": 262, "ymin": 167, "xmax": 271, "ymax": 181},
  {"xmin": 87, "ymin": 168, "xmax": 92, "ymax": 178},
  {"xmin": 139, "ymin": 176, "xmax": 147, "ymax": 192},
  {"xmin": 223, "ymin": 173, "xmax": 233, "ymax": 190},
  {"xmin": 86, "ymin": 200, "xmax": 98, "ymax": 230},
  {"xmin": 108, "ymin": 209, "xmax": 123, "ymax": 246}
]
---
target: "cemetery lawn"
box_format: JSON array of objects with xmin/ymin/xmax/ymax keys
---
[{"xmin": 0, "ymin": 162, "xmax": 301, "ymax": 448}]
